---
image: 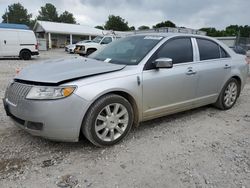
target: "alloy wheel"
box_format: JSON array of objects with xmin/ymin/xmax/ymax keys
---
[
  {"xmin": 224, "ymin": 81, "xmax": 238, "ymax": 108},
  {"xmin": 94, "ymin": 103, "xmax": 129, "ymax": 142}
]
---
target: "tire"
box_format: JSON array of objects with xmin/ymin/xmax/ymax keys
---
[
  {"xmin": 214, "ymin": 78, "xmax": 240, "ymax": 110},
  {"xmin": 20, "ymin": 50, "xmax": 31, "ymax": 60},
  {"xmin": 86, "ymin": 49, "xmax": 96, "ymax": 56},
  {"xmin": 82, "ymin": 94, "xmax": 134, "ymax": 147}
]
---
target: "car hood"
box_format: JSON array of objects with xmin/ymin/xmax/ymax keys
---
[
  {"xmin": 66, "ymin": 44, "xmax": 75, "ymax": 48},
  {"xmin": 83, "ymin": 42, "xmax": 99, "ymax": 46},
  {"xmin": 15, "ymin": 57, "xmax": 126, "ymax": 84}
]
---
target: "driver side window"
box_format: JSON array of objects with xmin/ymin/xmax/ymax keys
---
[
  {"xmin": 144, "ymin": 37, "xmax": 194, "ymax": 70},
  {"xmin": 101, "ymin": 37, "xmax": 112, "ymax": 44},
  {"xmin": 156, "ymin": 37, "xmax": 193, "ymax": 64}
]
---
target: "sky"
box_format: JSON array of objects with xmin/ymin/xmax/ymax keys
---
[{"xmin": 0, "ymin": 0, "xmax": 249, "ymax": 30}]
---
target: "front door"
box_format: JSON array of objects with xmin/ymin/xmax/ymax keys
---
[{"xmin": 142, "ymin": 37, "xmax": 198, "ymax": 120}]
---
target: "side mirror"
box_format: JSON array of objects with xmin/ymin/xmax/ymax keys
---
[{"xmin": 154, "ymin": 58, "xmax": 173, "ymax": 69}]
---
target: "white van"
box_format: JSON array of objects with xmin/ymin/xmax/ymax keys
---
[{"xmin": 0, "ymin": 27, "xmax": 39, "ymax": 60}]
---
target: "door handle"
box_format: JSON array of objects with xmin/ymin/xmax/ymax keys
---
[
  {"xmin": 4, "ymin": 40, "xmax": 6, "ymax": 44},
  {"xmin": 186, "ymin": 69, "xmax": 197, "ymax": 75},
  {"xmin": 224, "ymin": 64, "xmax": 231, "ymax": 69}
]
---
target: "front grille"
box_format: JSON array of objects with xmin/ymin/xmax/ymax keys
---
[{"xmin": 6, "ymin": 82, "xmax": 32, "ymax": 105}]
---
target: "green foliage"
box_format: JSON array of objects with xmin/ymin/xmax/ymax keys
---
[
  {"xmin": 153, "ymin": 21, "xmax": 176, "ymax": 28},
  {"xmin": 2, "ymin": 3, "xmax": 32, "ymax": 26},
  {"xmin": 37, "ymin": 3, "xmax": 76, "ymax": 24},
  {"xmin": 37, "ymin": 3, "xmax": 59, "ymax": 22},
  {"xmin": 59, "ymin": 11, "xmax": 76, "ymax": 24},
  {"xmin": 200, "ymin": 28, "xmax": 221, "ymax": 37},
  {"xmin": 95, "ymin": 25, "xmax": 104, "ymax": 30},
  {"xmin": 138, "ymin": 25, "xmax": 150, "ymax": 30},
  {"xmin": 104, "ymin": 15, "xmax": 130, "ymax": 31},
  {"xmin": 200, "ymin": 25, "xmax": 250, "ymax": 37},
  {"xmin": 130, "ymin": 26, "xmax": 135, "ymax": 31}
]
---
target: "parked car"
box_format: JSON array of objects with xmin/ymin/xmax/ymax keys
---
[
  {"xmin": 75, "ymin": 35, "xmax": 120, "ymax": 56},
  {"xmin": 229, "ymin": 46, "xmax": 246, "ymax": 55},
  {"xmin": 3, "ymin": 33, "xmax": 249, "ymax": 146},
  {"xmin": 65, "ymin": 40, "xmax": 92, "ymax": 53},
  {"xmin": 0, "ymin": 23, "xmax": 39, "ymax": 60}
]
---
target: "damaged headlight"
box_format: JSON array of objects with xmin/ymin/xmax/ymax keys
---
[{"xmin": 26, "ymin": 86, "xmax": 76, "ymax": 100}]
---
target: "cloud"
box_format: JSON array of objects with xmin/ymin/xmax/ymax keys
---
[{"xmin": 0, "ymin": 0, "xmax": 249, "ymax": 29}]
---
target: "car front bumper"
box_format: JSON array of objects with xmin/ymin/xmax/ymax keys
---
[{"xmin": 3, "ymin": 94, "xmax": 89, "ymax": 142}]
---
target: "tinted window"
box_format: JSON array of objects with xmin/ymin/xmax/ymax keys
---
[
  {"xmin": 155, "ymin": 38, "xmax": 193, "ymax": 64},
  {"xmin": 220, "ymin": 46, "xmax": 230, "ymax": 58},
  {"xmin": 101, "ymin": 37, "xmax": 112, "ymax": 44},
  {"xmin": 197, "ymin": 38, "xmax": 220, "ymax": 60}
]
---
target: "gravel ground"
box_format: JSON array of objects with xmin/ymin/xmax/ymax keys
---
[{"xmin": 0, "ymin": 49, "xmax": 250, "ymax": 188}]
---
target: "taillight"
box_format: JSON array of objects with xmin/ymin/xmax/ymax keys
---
[
  {"xmin": 246, "ymin": 57, "xmax": 250, "ymax": 64},
  {"xmin": 35, "ymin": 43, "xmax": 38, "ymax": 50},
  {"xmin": 246, "ymin": 51, "xmax": 250, "ymax": 64}
]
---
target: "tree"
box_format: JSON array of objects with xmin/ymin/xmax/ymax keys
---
[
  {"xmin": 104, "ymin": 15, "xmax": 130, "ymax": 31},
  {"xmin": 130, "ymin": 26, "xmax": 135, "ymax": 31},
  {"xmin": 200, "ymin": 27, "xmax": 226, "ymax": 37},
  {"xmin": 153, "ymin": 20, "xmax": 176, "ymax": 28},
  {"xmin": 95, "ymin": 25, "xmax": 104, "ymax": 30},
  {"xmin": 29, "ymin": 19, "xmax": 37, "ymax": 29},
  {"xmin": 138, "ymin": 25, "xmax": 150, "ymax": 30},
  {"xmin": 2, "ymin": 3, "xmax": 32, "ymax": 26},
  {"xmin": 225, "ymin": 25, "xmax": 239, "ymax": 36},
  {"xmin": 37, "ymin": 3, "xmax": 58, "ymax": 22},
  {"xmin": 59, "ymin": 11, "xmax": 76, "ymax": 24}
]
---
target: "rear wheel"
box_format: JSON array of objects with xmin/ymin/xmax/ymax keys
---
[
  {"xmin": 82, "ymin": 94, "xmax": 133, "ymax": 147},
  {"xmin": 20, "ymin": 50, "xmax": 31, "ymax": 60},
  {"xmin": 215, "ymin": 78, "xmax": 240, "ymax": 110}
]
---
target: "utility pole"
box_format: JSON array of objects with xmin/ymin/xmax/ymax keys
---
[{"xmin": 6, "ymin": 8, "xmax": 9, "ymax": 23}]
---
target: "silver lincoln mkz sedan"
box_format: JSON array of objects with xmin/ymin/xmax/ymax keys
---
[{"xmin": 3, "ymin": 33, "xmax": 249, "ymax": 146}]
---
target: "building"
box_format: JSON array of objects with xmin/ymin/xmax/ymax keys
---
[
  {"xmin": 0, "ymin": 23, "xmax": 30, "ymax": 30},
  {"xmin": 33, "ymin": 20, "xmax": 103, "ymax": 50}
]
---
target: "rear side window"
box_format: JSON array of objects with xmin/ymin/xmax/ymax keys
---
[
  {"xmin": 156, "ymin": 38, "xmax": 193, "ymax": 64},
  {"xmin": 197, "ymin": 38, "xmax": 220, "ymax": 60}
]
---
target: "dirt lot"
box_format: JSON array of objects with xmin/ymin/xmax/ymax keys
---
[{"xmin": 0, "ymin": 49, "xmax": 249, "ymax": 188}]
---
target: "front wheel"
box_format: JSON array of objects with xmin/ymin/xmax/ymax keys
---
[
  {"xmin": 215, "ymin": 78, "xmax": 240, "ymax": 110},
  {"xmin": 82, "ymin": 94, "xmax": 134, "ymax": 147}
]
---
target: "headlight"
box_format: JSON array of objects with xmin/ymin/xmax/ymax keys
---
[{"xmin": 26, "ymin": 86, "xmax": 76, "ymax": 100}]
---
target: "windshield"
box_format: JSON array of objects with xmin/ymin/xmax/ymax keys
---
[
  {"xmin": 88, "ymin": 35, "xmax": 163, "ymax": 65},
  {"xmin": 92, "ymin": 36, "xmax": 103, "ymax": 43}
]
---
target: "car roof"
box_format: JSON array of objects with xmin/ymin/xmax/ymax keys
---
[{"xmin": 132, "ymin": 32, "xmax": 212, "ymax": 40}]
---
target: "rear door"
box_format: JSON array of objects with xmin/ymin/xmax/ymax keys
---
[
  {"xmin": 0, "ymin": 29, "xmax": 19, "ymax": 56},
  {"xmin": 18, "ymin": 30, "xmax": 37, "ymax": 52},
  {"xmin": 193, "ymin": 38, "xmax": 232, "ymax": 105},
  {"xmin": 142, "ymin": 37, "xmax": 198, "ymax": 119}
]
